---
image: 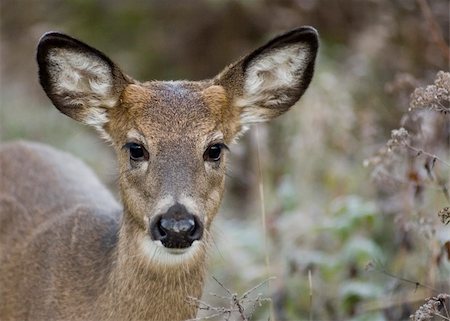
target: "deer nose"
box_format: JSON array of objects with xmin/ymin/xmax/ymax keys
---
[{"xmin": 150, "ymin": 204, "xmax": 203, "ymax": 249}]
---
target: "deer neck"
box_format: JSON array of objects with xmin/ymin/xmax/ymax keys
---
[{"xmin": 98, "ymin": 211, "xmax": 206, "ymax": 321}]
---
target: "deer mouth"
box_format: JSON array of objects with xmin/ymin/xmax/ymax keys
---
[
  {"xmin": 153, "ymin": 239, "xmax": 201, "ymax": 255},
  {"xmin": 140, "ymin": 236, "xmax": 204, "ymax": 265}
]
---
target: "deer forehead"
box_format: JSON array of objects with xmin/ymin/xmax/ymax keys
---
[{"xmin": 114, "ymin": 82, "xmax": 237, "ymax": 143}]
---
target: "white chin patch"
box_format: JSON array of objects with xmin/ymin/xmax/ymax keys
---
[{"xmin": 140, "ymin": 237, "xmax": 202, "ymax": 266}]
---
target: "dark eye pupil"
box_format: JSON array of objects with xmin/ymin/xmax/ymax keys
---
[
  {"xmin": 130, "ymin": 144, "xmax": 144, "ymax": 160},
  {"xmin": 207, "ymin": 144, "xmax": 222, "ymax": 161}
]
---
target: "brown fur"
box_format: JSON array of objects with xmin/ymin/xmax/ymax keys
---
[{"xmin": 0, "ymin": 27, "xmax": 318, "ymax": 321}]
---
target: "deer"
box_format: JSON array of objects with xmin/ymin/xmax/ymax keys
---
[{"xmin": 0, "ymin": 27, "xmax": 318, "ymax": 321}]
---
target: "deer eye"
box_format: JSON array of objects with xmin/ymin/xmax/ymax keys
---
[
  {"xmin": 124, "ymin": 143, "xmax": 149, "ymax": 162},
  {"xmin": 204, "ymin": 143, "xmax": 226, "ymax": 162}
]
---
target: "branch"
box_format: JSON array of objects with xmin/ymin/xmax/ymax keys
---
[
  {"xmin": 367, "ymin": 261, "xmax": 440, "ymax": 293},
  {"xmin": 406, "ymin": 143, "xmax": 450, "ymax": 168}
]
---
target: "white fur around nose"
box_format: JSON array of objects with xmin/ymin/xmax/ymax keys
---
[
  {"xmin": 151, "ymin": 195, "xmax": 175, "ymax": 217},
  {"xmin": 179, "ymin": 195, "xmax": 200, "ymax": 217},
  {"xmin": 237, "ymin": 44, "xmax": 310, "ymax": 124}
]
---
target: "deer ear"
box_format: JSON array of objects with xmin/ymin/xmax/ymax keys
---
[
  {"xmin": 37, "ymin": 32, "xmax": 131, "ymax": 129},
  {"xmin": 215, "ymin": 27, "xmax": 318, "ymax": 126}
]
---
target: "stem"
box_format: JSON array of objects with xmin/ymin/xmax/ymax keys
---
[
  {"xmin": 255, "ymin": 125, "xmax": 275, "ymax": 321},
  {"xmin": 406, "ymin": 143, "xmax": 450, "ymax": 168}
]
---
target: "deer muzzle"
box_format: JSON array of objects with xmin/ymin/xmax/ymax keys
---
[{"xmin": 150, "ymin": 203, "xmax": 203, "ymax": 249}]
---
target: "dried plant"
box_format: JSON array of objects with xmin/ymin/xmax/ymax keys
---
[
  {"xmin": 365, "ymin": 71, "xmax": 450, "ymax": 318},
  {"xmin": 410, "ymin": 71, "xmax": 450, "ymax": 114},
  {"xmin": 365, "ymin": 71, "xmax": 450, "ymax": 221},
  {"xmin": 438, "ymin": 207, "xmax": 450, "ymax": 225},
  {"xmin": 186, "ymin": 277, "xmax": 274, "ymax": 321},
  {"xmin": 410, "ymin": 293, "xmax": 450, "ymax": 321}
]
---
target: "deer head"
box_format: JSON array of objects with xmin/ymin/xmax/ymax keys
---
[{"xmin": 36, "ymin": 27, "xmax": 318, "ymax": 267}]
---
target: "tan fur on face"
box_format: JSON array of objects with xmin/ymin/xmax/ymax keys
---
[
  {"xmin": 105, "ymin": 81, "xmax": 233, "ymax": 254},
  {"xmin": 201, "ymin": 85, "xmax": 241, "ymax": 140}
]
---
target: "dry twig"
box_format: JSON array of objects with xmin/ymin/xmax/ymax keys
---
[{"xmin": 186, "ymin": 276, "xmax": 274, "ymax": 321}]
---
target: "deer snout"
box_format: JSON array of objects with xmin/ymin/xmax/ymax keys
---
[{"xmin": 150, "ymin": 204, "xmax": 203, "ymax": 249}]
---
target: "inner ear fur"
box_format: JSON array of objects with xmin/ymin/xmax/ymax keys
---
[
  {"xmin": 37, "ymin": 32, "xmax": 131, "ymax": 125},
  {"xmin": 214, "ymin": 26, "xmax": 319, "ymax": 124}
]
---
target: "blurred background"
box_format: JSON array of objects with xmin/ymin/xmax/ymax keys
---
[{"xmin": 1, "ymin": 1, "xmax": 449, "ymax": 320}]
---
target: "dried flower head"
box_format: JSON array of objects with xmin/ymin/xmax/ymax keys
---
[
  {"xmin": 438, "ymin": 207, "xmax": 450, "ymax": 225},
  {"xmin": 410, "ymin": 293, "xmax": 450, "ymax": 321},
  {"xmin": 410, "ymin": 71, "xmax": 450, "ymax": 113},
  {"xmin": 364, "ymin": 128, "xmax": 409, "ymax": 169},
  {"xmin": 363, "ymin": 130, "xmax": 412, "ymax": 191},
  {"xmin": 386, "ymin": 127, "xmax": 410, "ymax": 151}
]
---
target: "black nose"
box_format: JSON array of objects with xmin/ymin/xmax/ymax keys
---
[{"xmin": 150, "ymin": 204, "xmax": 203, "ymax": 249}]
